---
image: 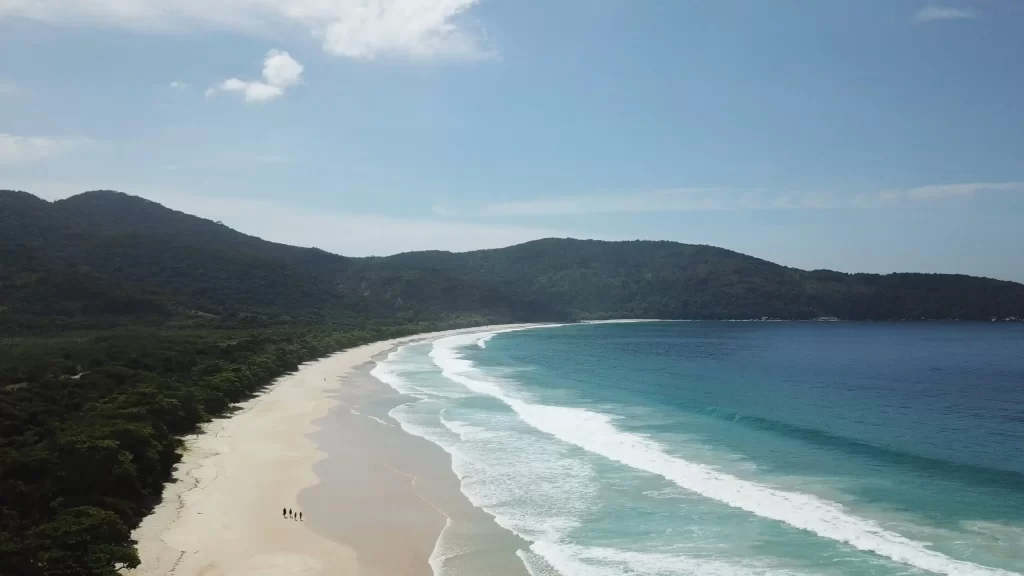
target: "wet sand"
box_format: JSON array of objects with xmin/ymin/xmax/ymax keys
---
[{"xmin": 300, "ymin": 358, "xmax": 532, "ymax": 576}]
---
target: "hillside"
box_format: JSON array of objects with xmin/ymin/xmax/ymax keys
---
[
  {"xmin": 0, "ymin": 190, "xmax": 559, "ymax": 334},
  {"xmin": 371, "ymin": 239, "xmax": 1024, "ymax": 320},
  {"xmin": 3, "ymin": 189, "xmax": 1023, "ymax": 332}
]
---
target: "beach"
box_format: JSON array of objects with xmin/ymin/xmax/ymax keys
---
[{"xmin": 129, "ymin": 324, "xmax": 537, "ymax": 576}]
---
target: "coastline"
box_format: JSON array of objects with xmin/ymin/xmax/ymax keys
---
[
  {"xmin": 129, "ymin": 324, "xmax": 542, "ymax": 576},
  {"xmin": 299, "ymin": 352, "xmax": 532, "ymax": 576}
]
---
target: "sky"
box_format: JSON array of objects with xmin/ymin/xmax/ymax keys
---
[{"xmin": 1, "ymin": 1, "xmax": 1023, "ymax": 282}]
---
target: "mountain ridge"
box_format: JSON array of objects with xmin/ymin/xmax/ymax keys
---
[{"xmin": 2, "ymin": 189, "xmax": 1022, "ymax": 332}]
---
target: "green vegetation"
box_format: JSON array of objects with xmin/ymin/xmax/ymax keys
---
[
  {"xmin": 374, "ymin": 239, "xmax": 1024, "ymax": 321},
  {"xmin": 1, "ymin": 188, "xmax": 1022, "ymax": 574},
  {"xmin": 0, "ymin": 322, "xmax": 481, "ymax": 575}
]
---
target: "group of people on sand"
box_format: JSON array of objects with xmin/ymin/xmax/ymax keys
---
[{"xmin": 283, "ymin": 507, "xmax": 302, "ymax": 521}]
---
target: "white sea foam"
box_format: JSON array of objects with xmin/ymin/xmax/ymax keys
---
[
  {"xmin": 583, "ymin": 318, "xmax": 672, "ymax": 324},
  {"xmin": 374, "ymin": 341, "xmax": 597, "ymax": 553},
  {"xmin": 517, "ymin": 549, "xmax": 561, "ymax": 576},
  {"xmin": 366, "ymin": 414, "xmax": 393, "ymax": 427},
  {"xmin": 439, "ymin": 414, "xmax": 503, "ymax": 442},
  {"xmin": 428, "ymin": 334, "xmax": 1022, "ymax": 576},
  {"xmin": 428, "ymin": 517, "xmax": 459, "ymax": 576},
  {"xmin": 532, "ymin": 542, "xmax": 808, "ymax": 576},
  {"xmin": 348, "ymin": 408, "xmax": 393, "ymax": 426},
  {"xmin": 371, "ymin": 348, "xmax": 467, "ymax": 399},
  {"xmin": 369, "ymin": 352, "xmax": 423, "ymax": 396},
  {"xmin": 436, "ymin": 411, "xmax": 596, "ymax": 543}
]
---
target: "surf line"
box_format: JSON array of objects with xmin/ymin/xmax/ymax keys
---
[{"xmin": 429, "ymin": 334, "xmax": 1021, "ymax": 576}]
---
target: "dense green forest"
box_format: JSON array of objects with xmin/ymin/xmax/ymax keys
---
[
  {"xmin": 2, "ymin": 189, "xmax": 1023, "ymax": 575},
  {"xmin": 373, "ymin": 240, "xmax": 1024, "ymax": 321},
  {"xmin": 0, "ymin": 322, "xmax": 481, "ymax": 575},
  {"xmin": 3, "ymin": 190, "xmax": 1023, "ymax": 334}
]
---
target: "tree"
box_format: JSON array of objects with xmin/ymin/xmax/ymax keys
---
[{"xmin": 28, "ymin": 507, "xmax": 140, "ymax": 575}]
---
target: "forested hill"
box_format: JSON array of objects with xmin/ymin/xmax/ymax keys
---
[
  {"xmin": 370, "ymin": 239, "xmax": 1024, "ymax": 320},
  {"xmin": 3, "ymin": 189, "xmax": 1023, "ymax": 331},
  {"xmin": 0, "ymin": 190, "xmax": 558, "ymax": 333}
]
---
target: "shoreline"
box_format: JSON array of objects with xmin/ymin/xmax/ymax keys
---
[
  {"xmin": 129, "ymin": 323, "xmax": 543, "ymax": 576},
  {"xmin": 299, "ymin": 350, "xmax": 532, "ymax": 576}
]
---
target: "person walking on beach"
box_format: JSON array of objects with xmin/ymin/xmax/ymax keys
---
[
  {"xmin": 299, "ymin": 512, "xmax": 303, "ymax": 521},
  {"xmin": 282, "ymin": 507, "xmax": 286, "ymax": 518},
  {"xmin": 288, "ymin": 508, "xmax": 293, "ymax": 519}
]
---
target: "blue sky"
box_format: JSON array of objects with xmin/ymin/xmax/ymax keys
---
[{"xmin": 1, "ymin": 1, "xmax": 1022, "ymax": 281}]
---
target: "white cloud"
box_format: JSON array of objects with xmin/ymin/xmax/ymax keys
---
[
  {"xmin": 261, "ymin": 49, "xmax": 303, "ymax": 86},
  {"xmin": 905, "ymin": 182, "xmax": 1023, "ymax": 199},
  {"xmin": 851, "ymin": 188, "xmax": 904, "ymax": 208},
  {"xmin": 0, "ymin": 0, "xmax": 492, "ymax": 61},
  {"xmin": 0, "ymin": 134, "xmax": 86, "ymax": 164},
  {"xmin": 212, "ymin": 78, "xmax": 284, "ymax": 102},
  {"xmin": 208, "ymin": 49, "xmax": 302, "ymax": 102},
  {"xmin": 169, "ymin": 81, "xmax": 188, "ymax": 90},
  {"xmin": 482, "ymin": 189, "xmax": 840, "ymax": 216},
  {"xmin": 913, "ymin": 6, "xmax": 976, "ymax": 23},
  {"xmin": 318, "ymin": 0, "xmax": 490, "ymax": 60},
  {"xmin": 854, "ymin": 182, "xmax": 1024, "ymax": 207},
  {"xmin": 770, "ymin": 191, "xmax": 838, "ymax": 210},
  {"xmin": 485, "ymin": 182, "xmax": 1024, "ymax": 216}
]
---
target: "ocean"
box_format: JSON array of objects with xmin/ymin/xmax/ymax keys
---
[{"xmin": 370, "ymin": 321, "xmax": 1024, "ymax": 576}]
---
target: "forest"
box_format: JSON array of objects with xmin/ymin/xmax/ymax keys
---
[
  {"xmin": 0, "ymin": 321, "xmax": 487, "ymax": 575},
  {"xmin": 2, "ymin": 189, "xmax": 1023, "ymax": 575}
]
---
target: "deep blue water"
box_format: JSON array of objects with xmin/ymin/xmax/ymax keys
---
[{"xmin": 372, "ymin": 322, "xmax": 1024, "ymax": 576}]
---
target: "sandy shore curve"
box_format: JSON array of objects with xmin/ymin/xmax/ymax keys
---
[{"xmin": 129, "ymin": 324, "xmax": 538, "ymax": 576}]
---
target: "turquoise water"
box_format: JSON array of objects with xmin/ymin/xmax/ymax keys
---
[{"xmin": 371, "ymin": 322, "xmax": 1024, "ymax": 576}]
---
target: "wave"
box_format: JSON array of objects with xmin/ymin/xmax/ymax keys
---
[
  {"xmin": 350, "ymin": 409, "xmax": 393, "ymax": 427},
  {"xmin": 382, "ymin": 368, "xmax": 804, "ymax": 576},
  {"xmin": 376, "ymin": 332, "xmax": 836, "ymax": 576},
  {"xmin": 528, "ymin": 542, "xmax": 809, "ymax": 576},
  {"xmin": 431, "ymin": 410, "xmax": 598, "ymax": 544},
  {"xmin": 428, "ymin": 517, "xmax": 458, "ymax": 576},
  {"xmin": 377, "ymin": 358, "xmax": 597, "ymax": 542},
  {"xmin": 369, "ymin": 356, "xmax": 426, "ymax": 396},
  {"xmin": 688, "ymin": 407, "xmax": 1024, "ymax": 487},
  {"xmin": 370, "ymin": 350, "xmax": 467, "ymax": 399},
  {"xmin": 429, "ymin": 334, "xmax": 1021, "ymax": 576}
]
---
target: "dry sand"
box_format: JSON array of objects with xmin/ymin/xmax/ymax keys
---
[{"xmin": 130, "ymin": 325, "xmax": 537, "ymax": 576}]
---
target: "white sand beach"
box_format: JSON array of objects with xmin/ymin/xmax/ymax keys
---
[{"xmin": 129, "ymin": 325, "xmax": 537, "ymax": 576}]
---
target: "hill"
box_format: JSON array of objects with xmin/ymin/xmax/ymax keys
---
[
  {"xmin": 0, "ymin": 190, "xmax": 559, "ymax": 334},
  {"xmin": 371, "ymin": 239, "xmax": 1024, "ymax": 320},
  {"xmin": 3, "ymin": 189, "xmax": 1023, "ymax": 332}
]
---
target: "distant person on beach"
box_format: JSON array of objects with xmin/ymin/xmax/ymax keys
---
[
  {"xmin": 282, "ymin": 507, "xmax": 286, "ymax": 518},
  {"xmin": 299, "ymin": 512, "xmax": 303, "ymax": 521},
  {"xmin": 288, "ymin": 508, "xmax": 293, "ymax": 518}
]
